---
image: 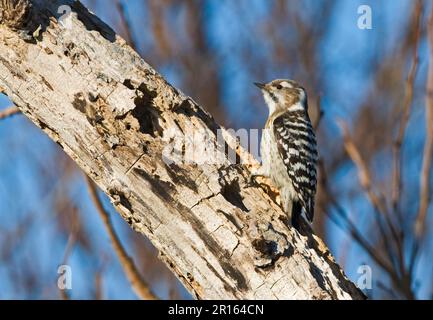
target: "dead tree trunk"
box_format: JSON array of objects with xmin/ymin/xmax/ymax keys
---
[{"xmin": 0, "ymin": 0, "xmax": 365, "ymax": 299}]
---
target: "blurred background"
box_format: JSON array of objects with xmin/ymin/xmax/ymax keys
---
[{"xmin": 0, "ymin": 0, "xmax": 432, "ymax": 299}]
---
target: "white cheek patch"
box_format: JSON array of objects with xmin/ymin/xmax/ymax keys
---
[
  {"xmin": 264, "ymin": 92, "xmax": 273, "ymax": 105},
  {"xmin": 264, "ymin": 92, "xmax": 277, "ymax": 114}
]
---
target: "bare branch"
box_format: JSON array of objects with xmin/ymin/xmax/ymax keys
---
[
  {"xmin": 415, "ymin": 5, "xmax": 433, "ymax": 237},
  {"xmin": 338, "ymin": 121, "xmax": 391, "ymax": 218},
  {"xmin": 94, "ymin": 271, "xmax": 103, "ymax": 300},
  {"xmin": 317, "ymin": 160, "xmax": 397, "ymax": 279},
  {"xmin": 338, "ymin": 121, "xmax": 406, "ymax": 277},
  {"xmin": 148, "ymin": 0, "xmax": 172, "ymax": 60},
  {"xmin": 85, "ymin": 175, "xmax": 158, "ymax": 300},
  {"xmin": 392, "ymin": 0, "xmax": 422, "ymax": 212},
  {"xmin": 0, "ymin": 105, "xmax": 20, "ymax": 120},
  {"xmin": 115, "ymin": 0, "xmax": 137, "ymax": 50},
  {"xmin": 319, "ymin": 159, "xmax": 414, "ymax": 299}
]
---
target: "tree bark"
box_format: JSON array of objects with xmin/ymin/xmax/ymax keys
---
[{"xmin": 0, "ymin": 0, "xmax": 365, "ymax": 300}]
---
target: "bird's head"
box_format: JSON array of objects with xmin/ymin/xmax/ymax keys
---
[{"xmin": 255, "ymin": 79, "xmax": 307, "ymax": 115}]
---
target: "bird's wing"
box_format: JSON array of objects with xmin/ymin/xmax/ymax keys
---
[{"xmin": 272, "ymin": 113, "xmax": 318, "ymax": 221}]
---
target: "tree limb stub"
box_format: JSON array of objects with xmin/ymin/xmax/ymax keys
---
[{"xmin": 0, "ymin": 0, "xmax": 365, "ymax": 299}]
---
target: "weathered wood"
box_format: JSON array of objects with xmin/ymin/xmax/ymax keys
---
[{"xmin": 0, "ymin": 0, "xmax": 365, "ymax": 299}]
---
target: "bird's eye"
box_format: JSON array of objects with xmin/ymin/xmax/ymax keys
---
[{"xmin": 276, "ymin": 84, "xmax": 282, "ymax": 90}]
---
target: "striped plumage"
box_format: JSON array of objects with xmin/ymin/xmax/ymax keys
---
[
  {"xmin": 273, "ymin": 110, "xmax": 318, "ymax": 221},
  {"xmin": 253, "ymin": 79, "xmax": 318, "ymax": 227}
]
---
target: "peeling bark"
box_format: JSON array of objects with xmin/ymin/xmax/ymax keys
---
[{"xmin": 0, "ymin": 0, "xmax": 365, "ymax": 300}]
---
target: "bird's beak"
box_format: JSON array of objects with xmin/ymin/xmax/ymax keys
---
[{"xmin": 254, "ymin": 82, "xmax": 266, "ymax": 90}]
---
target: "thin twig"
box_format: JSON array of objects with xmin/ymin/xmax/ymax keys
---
[
  {"xmin": 0, "ymin": 106, "xmax": 20, "ymax": 120},
  {"xmin": 377, "ymin": 281, "xmax": 400, "ymax": 300},
  {"xmin": 338, "ymin": 121, "xmax": 399, "ymax": 240},
  {"xmin": 115, "ymin": 0, "xmax": 137, "ymax": 50},
  {"xmin": 415, "ymin": 4, "xmax": 433, "ymax": 237},
  {"xmin": 58, "ymin": 208, "xmax": 79, "ymax": 300},
  {"xmin": 392, "ymin": 0, "xmax": 422, "ymax": 213},
  {"xmin": 337, "ymin": 121, "xmax": 415, "ymax": 299},
  {"xmin": 61, "ymin": 207, "xmax": 79, "ymax": 266},
  {"xmin": 59, "ymin": 288, "xmax": 70, "ymax": 300},
  {"xmin": 325, "ymin": 205, "xmax": 396, "ymax": 278},
  {"xmin": 85, "ymin": 175, "xmax": 158, "ymax": 300},
  {"xmin": 317, "ymin": 161, "xmax": 397, "ymax": 279},
  {"xmin": 389, "ymin": 0, "xmax": 423, "ymax": 284},
  {"xmin": 148, "ymin": 0, "xmax": 172, "ymax": 59},
  {"xmin": 94, "ymin": 271, "xmax": 103, "ymax": 300},
  {"xmin": 320, "ymin": 175, "xmax": 414, "ymax": 298}
]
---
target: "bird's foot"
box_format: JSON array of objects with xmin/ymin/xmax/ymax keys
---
[{"xmin": 245, "ymin": 173, "xmax": 263, "ymax": 188}]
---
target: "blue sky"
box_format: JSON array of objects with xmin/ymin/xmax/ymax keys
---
[{"xmin": 0, "ymin": 0, "xmax": 431, "ymax": 299}]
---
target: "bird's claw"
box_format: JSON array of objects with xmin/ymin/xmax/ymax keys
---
[{"xmin": 245, "ymin": 174, "xmax": 261, "ymax": 188}]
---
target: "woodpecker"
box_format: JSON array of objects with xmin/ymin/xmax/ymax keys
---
[{"xmin": 252, "ymin": 79, "xmax": 318, "ymax": 228}]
